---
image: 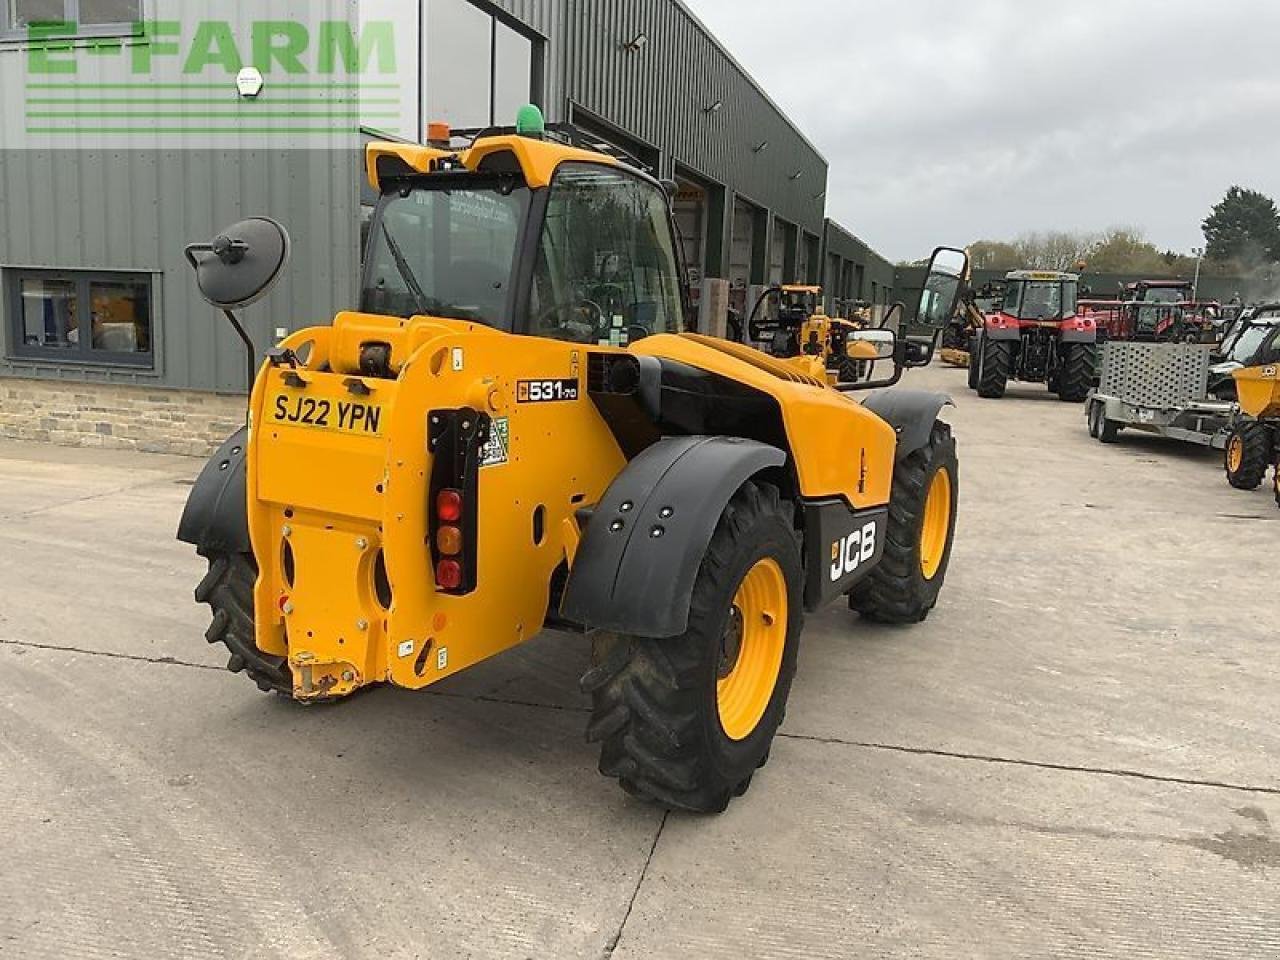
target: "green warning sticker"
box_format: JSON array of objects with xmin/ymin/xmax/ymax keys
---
[{"xmin": 481, "ymin": 417, "xmax": 509, "ymax": 467}]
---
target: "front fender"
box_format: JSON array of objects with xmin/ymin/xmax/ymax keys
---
[
  {"xmin": 560, "ymin": 436, "xmax": 786, "ymax": 638},
  {"xmin": 177, "ymin": 427, "xmax": 251, "ymax": 555},
  {"xmin": 861, "ymin": 390, "xmax": 952, "ymax": 462}
]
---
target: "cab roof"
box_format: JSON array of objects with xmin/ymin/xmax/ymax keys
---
[
  {"xmin": 366, "ymin": 133, "xmax": 619, "ymax": 192},
  {"xmin": 1006, "ymin": 270, "xmax": 1079, "ymax": 282}
]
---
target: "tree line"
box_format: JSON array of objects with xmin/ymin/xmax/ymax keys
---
[{"xmin": 961, "ymin": 187, "xmax": 1280, "ymax": 278}]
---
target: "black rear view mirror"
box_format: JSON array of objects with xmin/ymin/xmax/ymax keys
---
[
  {"xmin": 185, "ymin": 217, "xmax": 291, "ymax": 310},
  {"xmin": 184, "ymin": 217, "xmax": 291, "ymax": 389},
  {"xmin": 915, "ymin": 247, "xmax": 969, "ymax": 329}
]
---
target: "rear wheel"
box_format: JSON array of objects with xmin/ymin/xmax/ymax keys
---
[
  {"xmin": 1087, "ymin": 400, "xmax": 1103, "ymax": 439},
  {"xmin": 976, "ymin": 337, "xmax": 1009, "ymax": 399},
  {"xmin": 1058, "ymin": 343, "xmax": 1096, "ymax": 402},
  {"xmin": 582, "ymin": 482, "xmax": 802, "ymax": 813},
  {"xmin": 849, "ymin": 421, "xmax": 958, "ymax": 623},
  {"xmin": 195, "ymin": 551, "xmax": 292, "ymax": 695},
  {"xmin": 966, "ymin": 339, "xmax": 980, "ymax": 390},
  {"xmin": 1224, "ymin": 422, "xmax": 1271, "ymax": 490}
]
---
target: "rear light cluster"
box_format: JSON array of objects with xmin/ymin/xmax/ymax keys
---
[{"xmin": 435, "ymin": 488, "xmax": 465, "ymax": 590}]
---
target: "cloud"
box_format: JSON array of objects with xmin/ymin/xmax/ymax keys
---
[{"xmin": 681, "ymin": 0, "xmax": 1280, "ymax": 261}]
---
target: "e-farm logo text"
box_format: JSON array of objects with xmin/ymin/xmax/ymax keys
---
[{"xmin": 23, "ymin": 20, "xmax": 400, "ymax": 136}]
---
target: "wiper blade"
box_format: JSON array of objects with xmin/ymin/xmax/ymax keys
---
[{"xmin": 381, "ymin": 223, "xmax": 432, "ymax": 315}]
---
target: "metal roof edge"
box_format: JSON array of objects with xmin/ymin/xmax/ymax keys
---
[{"xmin": 671, "ymin": 0, "xmax": 828, "ymax": 167}]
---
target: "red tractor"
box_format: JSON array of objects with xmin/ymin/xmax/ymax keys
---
[
  {"xmin": 968, "ymin": 270, "xmax": 1097, "ymax": 402},
  {"xmin": 1079, "ymin": 280, "xmax": 1220, "ymax": 343}
]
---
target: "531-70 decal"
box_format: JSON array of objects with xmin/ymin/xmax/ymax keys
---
[{"xmin": 517, "ymin": 379, "xmax": 580, "ymax": 404}]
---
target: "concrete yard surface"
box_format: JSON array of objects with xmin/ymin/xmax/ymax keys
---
[{"xmin": 0, "ymin": 362, "xmax": 1277, "ymax": 959}]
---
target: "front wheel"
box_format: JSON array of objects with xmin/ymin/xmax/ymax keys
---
[
  {"xmin": 581, "ymin": 482, "xmax": 803, "ymax": 813},
  {"xmin": 195, "ymin": 551, "xmax": 292, "ymax": 695},
  {"xmin": 849, "ymin": 421, "xmax": 959, "ymax": 623},
  {"xmin": 1225, "ymin": 422, "xmax": 1271, "ymax": 490}
]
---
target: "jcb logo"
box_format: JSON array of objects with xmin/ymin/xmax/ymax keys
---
[{"xmin": 830, "ymin": 523, "xmax": 877, "ymax": 582}]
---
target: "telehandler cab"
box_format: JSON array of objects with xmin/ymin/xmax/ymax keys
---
[{"xmin": 178, "ymin": 114, "xmax": 967, "ymax": 812}]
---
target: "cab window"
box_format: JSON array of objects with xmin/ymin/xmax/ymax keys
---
[{"xmin": 528, "ymin": 163, "xmax": 685, "ymax": 345}]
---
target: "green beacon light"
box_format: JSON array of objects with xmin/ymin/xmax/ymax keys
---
[{"xmin": 516, "ymin": 103, "xmax": 546, "ymax": 138}]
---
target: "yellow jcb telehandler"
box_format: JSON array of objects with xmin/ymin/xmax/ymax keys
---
[
  {"xmin": 744, "ymin": 284, "xmax": 881, "ymax": 385},
  {"xmin": 1226, "ymin": 326, "xmax": 1280, "ymax": 507},
  {"xmin": 178, "ymin": 109, "xmax": 968, "ymax": 812}
]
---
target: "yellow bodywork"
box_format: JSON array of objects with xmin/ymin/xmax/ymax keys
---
[
  {"xmin": 1233, "ymin": 363, "xmax": 1280, "ymax": 418},
  {"xmin": 366, "ymin": 135, "xmax": 617, "ymax": 191},
  {"xmin": 237, "ymin": 135, "xmax": 899, "ymax": 701},
  {"xmin": 246, "ymin": 319, "xmax": 895, "ymax": 701}
]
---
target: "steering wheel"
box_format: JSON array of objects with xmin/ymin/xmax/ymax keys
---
[
  {"xmin": 536, "ymin": 298, "xmax": 606, "ymax": 341},
  {"xmin": 589, "ymin": 283, "xmax": 627, "ymax": 318}
]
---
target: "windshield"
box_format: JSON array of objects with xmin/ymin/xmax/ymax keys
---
[
  {"xmin": 361, "ymin": 181, "xmax": 529, "ymax": 325},
  {"xmin": 1231, "ymin": 321, "xmax": 1280, "ymax": 363},
  {"xmin": 1143, "ymin": 287, "xmax": 1187, "ymax": 304},
  {"xmin": 1007, "ymin": 280, "xmax": 1075, "ymax": 320}
]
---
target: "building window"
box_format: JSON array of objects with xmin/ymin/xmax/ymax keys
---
[
  {"xmin": 424, "ymin": 0, "xmax": 537, "ymax": 130},
  {"xmin": 6, "ymin": 268, "xmax": 155, "ymax": 367},
  {"xmin": 2, "ymin": 0, "xmax": 143, "ymax": 39}
]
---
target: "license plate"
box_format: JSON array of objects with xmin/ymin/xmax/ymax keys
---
[{"xmin": 270, "ymin": 393, "xmax": 383, "ymax": 437}]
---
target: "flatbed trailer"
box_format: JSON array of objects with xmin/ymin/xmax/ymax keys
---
[{"xmin": 1085, "ymin": 341, "xmax": 1234, "ymax": 448}]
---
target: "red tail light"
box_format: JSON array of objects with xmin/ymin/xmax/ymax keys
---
[
  {"xmin": 437, "ymin": 489, "xmax": 463, "ymax": 523},
  {"xmin": 436, "ymin": 559, "xmax": 463, "ymax": 590}
]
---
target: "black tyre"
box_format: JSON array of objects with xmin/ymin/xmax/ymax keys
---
[
  {"xmin": 1224, "ymin": 422, "xmax": 1271, "ymax": 491},
  {"xmin": 1099, "ymin": 413, "xmax": 1121, "ymax": 444},
  {"xmin": 976, "ymin": 338, "xmax": 1010, "ymax": 399},
  {"xmin": 195, "ymin": 551, "xmax": 292, "ymax": 695},
  {"xmin": 849, "ymin": 421, "xmax": 958, "ymax": 624},
  {"xmin": 1057, "ymin": 343, "xmax": 1096, "ymax": 402},
  {"xmin": 1087, "ymin": 400, "xmax": 1103, "ymax": 439},
  {"xmin": 966, "ymin": 339, "xmax": 980, "ymax": 390},
  {"xmin": 581, "ymin": 482, "xmax": 803, "ymax": 813}
]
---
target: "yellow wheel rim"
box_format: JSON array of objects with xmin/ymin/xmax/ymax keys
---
[
  {"xmin": 920, "ymin": 468, "xmax": 953, "ymax": 581},
  {"xmin": 1228, "ymin": 436, "xmax": 1244, "ymax": 473},
  {"xmin": 717, "ymin": 558, "xmax": 788, "ymax": 742}
]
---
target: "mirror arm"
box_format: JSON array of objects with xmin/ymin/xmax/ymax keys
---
[
  {"xmin": 222, "ymin": 309, "xmax": 258, "ymax": 392},
  {"xmin": 880, "ymin": 301, "xmax": 905, "ymax": 329}
]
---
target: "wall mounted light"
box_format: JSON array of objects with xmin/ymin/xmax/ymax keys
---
[
  {"xmin": 789, "ymin": 170, "xmax": 803, "ymax": 181},
  {"xmin": 812, "ymin": 191, "xmax": 826, "ymax": 201},
  {"xmin": 704, "ymin": 99, "xmax": 724, "ymax": 114},
  {"xmin": 753, "ymin": 140, "xmax": 769, "ymax": 153},
  {"xmin": 624, "ymin": 32, "xmax": 648, "ymax": 51}
]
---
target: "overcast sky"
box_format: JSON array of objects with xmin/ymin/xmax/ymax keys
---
[{"xmin": 682, "ymin": 0, "xmax": 1280, "ymax": 262}]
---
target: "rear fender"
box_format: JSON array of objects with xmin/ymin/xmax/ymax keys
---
[
  {"xmin": 177, "ymin": 428, "xmax": 251, "ymax": 554},
  {"xmin": 560, "ymin": 436, "xmax": 786, "ymax": 638},
  {"xmin": 861, "ymin": 390, "xmax": 952, "ymax": 462},
  {"xmin": 983, "ymin": 325, "xmax": 1021, "ymax": 341}
]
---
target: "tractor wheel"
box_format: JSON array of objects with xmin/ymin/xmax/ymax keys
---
[
  {"xmin": 195, "ymin": 551, "xmax": 292, "ymax": 695},
  {"xmin": 1273, "ymin": 464, "xmax": 1280, "ymax": 510},
  {"xmin": 1224, "ymin": 422, "xmax": 1271, "ymax": 490},
  {"xmin": 849, "ymin": 421, "xmax": 958, "ymax": 624},
  {"xmin": 976, "ymin": 338, "xmax": 1009, "ymax": 399},
  {"xmin": 1058, "ymin": 344, "xmax": 1096, "ymax": 403},
  {"xmin": 581, "ymin": 482, "xmax": 802, "ymax": 813},
  {"xmin": 966, "ymin": 339, "xmax": 980, "ymax": 390}
]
